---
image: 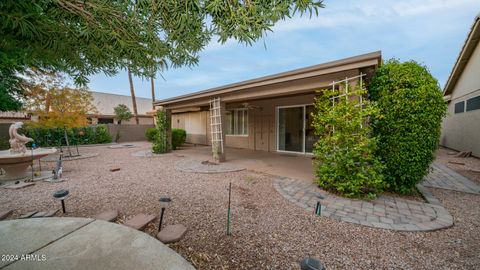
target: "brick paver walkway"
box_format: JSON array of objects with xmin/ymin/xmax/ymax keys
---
[
  {"xmin": 274, "ymin": 176, "xmax": 454, "ymax": 231},
  {"xmin": 423, "ymin": 162, "xmax": 480, "ymax": 194}
]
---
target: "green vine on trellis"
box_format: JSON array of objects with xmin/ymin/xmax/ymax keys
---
[{"xmin": 152, "ymin": 109, "xmax": 171, "ymax": 154}]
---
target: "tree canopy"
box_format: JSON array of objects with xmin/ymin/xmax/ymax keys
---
[
  {"xmin": 23, "ymin": 70, "xmax": 97, "ymax": 128},
  {"xmin": 114, "ymin": 104, "xmax": 133, "ymax": 124},
  {"xmin": 1, "ymin": 0, "xmax": 324, "ymax": 110}
]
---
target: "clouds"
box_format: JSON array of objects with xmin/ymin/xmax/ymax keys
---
[{"xmin": 87, "ymin": 0, "xmax": 480, "ymax": 99}]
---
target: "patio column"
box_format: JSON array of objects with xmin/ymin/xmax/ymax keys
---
[
  {"xmin": 211, "ymin": 99, "xmax": 226, "ymax": 163},
  {"xmin": 165, "ymin": 108, "xmax": 172, "ymax": 152}
]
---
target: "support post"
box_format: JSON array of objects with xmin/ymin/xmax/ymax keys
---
[
  {"xmin": 212, "ymin": 101, "xmax": 226, "ymax": 162},
  {"xmin": 165, "ymin": 109, "xmax": 172, "ymax": 152}
]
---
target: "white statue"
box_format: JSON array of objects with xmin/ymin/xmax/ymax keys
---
[{"xmin": 9, "ymin": 122, "xmax": 33, "ymax": 154}]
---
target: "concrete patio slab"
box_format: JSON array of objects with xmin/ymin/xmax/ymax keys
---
[
  {"xmin": 175, "ymin": 145, "xmax": 315, "ymax": 181},
  {"xmin": 0, "ymin": 217, "xmax": 93, "ymax": 268},
  {"xmin": 0, "ymin": 218, "xmax": 195, "ymax": 270}
]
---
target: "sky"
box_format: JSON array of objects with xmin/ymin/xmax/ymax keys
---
[{"xmin": 86, "ymin": 0, "xmax": 480, "ymax": 100}]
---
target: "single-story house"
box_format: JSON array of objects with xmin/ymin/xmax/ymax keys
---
[
  {"xmin": 441, "ymin": 13, "xmax": 480, "ymax": 157},
  {"xmin": 89, "ymin": 91, "xmax": 154, "ymax": 125},
  {"xmin": 154, "ymin": 51, "xmax": 381, "ymax": 156}
]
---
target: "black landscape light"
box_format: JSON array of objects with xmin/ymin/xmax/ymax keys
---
[
  {"xmin": 300, "ymin": 257, "xmax": 326, "ymax": 270},
  {"xmin": 53, "ymin": 189, "xmax": 69, "ymax": 213},
  {"xmin": 158, "ymin": 196, "xmax": 171, "ymax": 232}
]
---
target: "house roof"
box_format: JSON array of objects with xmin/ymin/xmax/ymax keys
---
[
  {"xmin": 444, "ymin": 13, "xmax": 480, "ymax": 96},
  {"xmin": 155, "ymin": 51, "xmax": 381, "ymax": 107}
]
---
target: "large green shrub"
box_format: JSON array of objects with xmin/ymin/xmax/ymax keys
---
[
  {"xmin": 152, "ymin": 110, "xmax": 170, "ymax": 154},
  {"xmin": 0, "ymin": 136, "xmax": 9, "ymax": 150},
  {"xmin": 312, "ymin": 84, "xmax": 385, "ymax": 198},
  {"xmin": 145, "ymin": 128, "xmax": 158, "ymax": 142},
  {"xmin": 370, "ymin": 59, "xmax": 447, "ymax": 193},
  {"xmin": 23, "ymin": 124, "xmax": 112, "ymax": 147},
  {"xmin": 172, "ymin": 128, "xmax": 186, "ymax": 150}
]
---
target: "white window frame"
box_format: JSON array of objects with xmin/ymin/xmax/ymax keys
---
[{"xmin": 226, "ymin": 108, "xmax": 248, "ymax": 136}]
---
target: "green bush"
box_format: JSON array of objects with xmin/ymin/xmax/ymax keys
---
[
  {"xmin": 152, "ymin": 110, "xmax": 170, "ymax": 154},
  {"xmin": 145, "ymin": 128, "xmax": 158, "ymax": 142},
  {"xmin": 172, "ymin": 128, "xmax": 186, "ymax": 150},
  {"xmin": 369, "ymin": 59, "xmax": 447, "ymax": 194},
  {"xmin": 23, "ymin": 124, "xmax": 112, "ymax": 147},
  {"xmin": 0, "ymin": 136, "xmax": 9, "ymax": 150},
  {"xmin": 312, "ymin": 84, "xmax": 385, "ymax": 198}
]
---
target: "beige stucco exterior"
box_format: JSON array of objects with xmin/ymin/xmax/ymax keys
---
[
  {"xmin": 441, "ymin": 14, "xmax": 480, "ymax": 157},
  {"xmin": 156, "ymin": 52, "xmax": 381, "ymax": 153}
]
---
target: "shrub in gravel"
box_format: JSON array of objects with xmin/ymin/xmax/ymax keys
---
[
  {"xmin": 312, "ymin": 84, "xmax": 385, "ymax": 198},
  {"xmin": 23, "ymin": 124, "xmax": 112, "ymax": 147},
  {"xmin": 152, "ymin": 110, "xmax": 171, "ymax": 153},
  {"xmin": 145, "ymin": 128, "xmax": 158, "ymax": 142},
  {"xmin": 172, "ymin": 128, "xmax": 186, "ymax": 150},
  {"xmin": 369, "ymin": 59, "xmax": 447, "ymax": 194}
]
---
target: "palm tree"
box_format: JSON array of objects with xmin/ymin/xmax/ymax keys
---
[
  {"xmin": 127, "ymin": 67, "xmax": 139, "ymax": 125},
  {"xmin": 150, "ymin": 77, "xmax": 155, "ymax": 109}
]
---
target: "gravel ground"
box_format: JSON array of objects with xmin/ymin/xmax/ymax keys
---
[
  {"xmin": 436, "ymin": 147, "xmax": 480, "ymax": 185},
  {"xmin": 1, "ymin": 142, "xmax": 479, "ymax": 269}
]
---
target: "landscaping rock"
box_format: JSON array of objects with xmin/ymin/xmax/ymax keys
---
[
  {"xmin": 94, "ymin": 210, "xmax": 119, "ymax": 222},
  {"xmin": 19, "ymin": 211, "xmax": 38, "ymax": 219},
  {"xmin": 157, "ymin": 224, "xmax": 188, "ymax": 244},
  {"xmin": 0, "ymin": 210, "xmax": 13, "ymax": 220},
  {"xmin": 110, "ymin": 168, "xmax": 121, "ymax": 172},
  {"xmin": 448, "ymin": 161, "xmax": 465, "ymax": 165},
  {"xmin": 124, "ymin": 214, "xmax": 156, "ymax": 230}
]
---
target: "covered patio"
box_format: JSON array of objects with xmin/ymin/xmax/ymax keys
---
[{"xmin": 175, "ymin": 144, "xmax": 315, "ymax": 182}]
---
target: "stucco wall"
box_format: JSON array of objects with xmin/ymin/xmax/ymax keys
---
[
  {"xmin": 441, "ymin": 41, "xmax": 480, "ymax": 156},
  {"xmin": 172, "ymin": 111, "xmax": 209, "ymax": 145}
]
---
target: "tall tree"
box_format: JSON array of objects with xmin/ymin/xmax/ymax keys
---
[
  {"xmin": 1, "ymin": 1, "xmax": 324, "ymax": 105},
  {"xmin": 113, "ymin": 104, "xmax": 133, "ymax": 125},
  {"xmin": 127, "ymin": 67, "xmax": 139, "ymax": 125},
  {"xmin": 150, "ymin": 77, "xmax": 155, "ymax": 109}
]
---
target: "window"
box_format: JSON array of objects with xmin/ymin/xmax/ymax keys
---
[
  {"xmin": 98, "ymin": 118, "xmax": 114, "ymax": 124},
  {"xmin": 466, "ymin": 96, "xmax": 480, "ymax": 112},
  {"xmin": 225, "ymin": 109, "xmax": 248, "ymax": 135},
  {"xmin": 454, "ymin": 101, "xmax": 465, "ymax": 114}
]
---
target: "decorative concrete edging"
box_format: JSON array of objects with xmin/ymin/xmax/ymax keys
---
[
  {"xmin": 175, "ymin": 159, "xmax": 245, "ymax": 174},
  {"xmin": 273, "ymin": 177, "xmax": 454, "ymax": 232}
]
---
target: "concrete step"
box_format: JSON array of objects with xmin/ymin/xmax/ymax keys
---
[
  {"xmin": 19, "ymin": 211, "xmax": 38, "ymax": 219},
  {"xmin": 124, "ymin": 214, "xmax": 156, "ymax": 230},
  {"xmin": 157, "ymin": 224, "xmax": 188, "ymax": 244},
  {"xmin": 94, "ymin": 210, "xmax": 119, "ymax": 222}
]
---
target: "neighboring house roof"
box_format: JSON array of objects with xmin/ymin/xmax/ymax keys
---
[
  {"xmin": 0, "ymin": 111, "xmax": 30, "ymax": 120},
  {"xmin": 155, "ymin": 51, "xmax": 381, "ymax": 107},
  {"xmin": 444, "ymin": 13, "xmax": 480, "ymax": 96},
  {"xmin": 90, "ymin": 91, "xmax": 153, "ymax": 116}
]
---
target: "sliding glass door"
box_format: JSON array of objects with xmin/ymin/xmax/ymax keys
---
[{"xmin": 277, "ymin": 105, "xmax": 317, "ymax": 154}]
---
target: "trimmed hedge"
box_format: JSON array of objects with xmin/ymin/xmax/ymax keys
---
[
  {"xmin": 172, "ymin": 128, "xmax": 186, "ymax": 150},
  {"xmin": 145, "ymin": 128, "xmax": 158, "ymax": 142},
  {"xmin": 22, "ymin": 125, "xmax": 112, "ymax": 147},
  {"xmin": 369, "ymin": 59, "xmax": 447, "ymax": 193},
  {"xmin": 312, "ymin": 84, "xmax": 385, "ymax": 198}
]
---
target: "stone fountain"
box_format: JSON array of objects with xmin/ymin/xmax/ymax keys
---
[{"xmin": 0, "ymin": 122, "xmax": 57, "ymax": 182}]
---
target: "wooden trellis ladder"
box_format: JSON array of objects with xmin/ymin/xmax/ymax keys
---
[
  {"xmin": 209, "ymin": 97, "xmax": 224, "ymax": 155},
  {"xmin": 329, "ymin": 73, "xmax": 367, "ymax": 132}
]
